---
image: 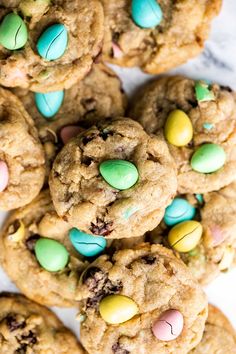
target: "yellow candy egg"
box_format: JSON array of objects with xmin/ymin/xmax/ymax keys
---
[
  {"xmin": 168, "ymin": 220, "xmax": 202, "ymax": 253},
  {"xmin": 99, "ymin": 295, "xmax": 138, "ymax": 324},
  {"xmin": 164, "ymin": 109, "xmax": 193, "ymax": 147},
  {"xmin": 7, "ymin": 220, "xmax": 25, "ymax": 242}
]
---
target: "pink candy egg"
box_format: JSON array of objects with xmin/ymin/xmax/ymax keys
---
[
  {"xmin": 152, "ymin": 309, "xmax": 184, "ymax": 341},
  {"xmin": 210, "ymin": 225, "xmax": 225, "ymax": 246},
  {"xmin": 112, "ymin": 42, "xmax": 123, "ymax": 59},
  {"xmin": 0, "ymin": 161, "xmax": 9, "ymax": 192},
  {"xmin": 60, "ymin": 125, "xmax": 83, "ymax": 144}
]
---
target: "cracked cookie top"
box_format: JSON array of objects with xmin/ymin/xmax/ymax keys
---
[
  {"xmin": 77, "ymin": 243, "xmax": 208, "ymax": 354},
  {"xmin": 0, "ymin": 293, "xmax": 84, "ymax": 353},
  {"xmin": 49, "ymin": 118, "xmax": 177, "ymax": 239},
  {"xmin": 0, "ymin": 0, "xmax": 104, "ymax": 92}
]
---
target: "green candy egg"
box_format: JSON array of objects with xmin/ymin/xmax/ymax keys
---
[
  {"xmin": 35, "ymin": 238, "xmax": 69, "ymax": 272},
  {"xmin": 99, "ymin": 160, "xmax": 139, "ymax": 190},
  {"xmin": 195, "ymin": 80, "xmax": 215, "ymax": 102},
  {"xmin": 0, "ymin": 13, "xmax": 28, "ymax": 50},
  {"xmin": 191, "ymin": 143, "xmax": 226, "ymax": 174}
]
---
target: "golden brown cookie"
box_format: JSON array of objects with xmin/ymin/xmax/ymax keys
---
[
  {"xmin": 102, "ymin": 0, "xmax": 221, "ymax": 73},
  {"xmin": 0, "ymin": 293, "xmax": 84, "ymax": 353},
  {"xmin": 0, "ymin": 0, "xmax": 104, "ymax": 92},
  {"xmin": 77, "ymin": 243, "xmax": 208, "ymax": 354},
  {"xmin": 49, "ymin": 118, "xmax": 177, "ymax": 239}
]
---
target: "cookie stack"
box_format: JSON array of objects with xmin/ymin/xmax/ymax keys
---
[{"xmin": 0, "ymin": 1, "xmax": 235, "ymax": 353}]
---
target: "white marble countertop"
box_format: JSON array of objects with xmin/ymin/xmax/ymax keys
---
[{"xmin": 0, "ymin": 0, "xmax": 235, "ymax": 341}]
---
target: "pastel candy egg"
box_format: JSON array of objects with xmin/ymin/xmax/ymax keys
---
[
  {"xmin": 60, "ymin": 125, "xmax": 83, "ymax": 144},
  {"xmin": 131, "ymin": 0, "xmax": 163, "ymax": 29},
  {"xmin": 195, "ymin": 81, "xmax": 215, "ymax": 102},
  {"xmin": 99, "ymin": 295, "xmax": 138, "ymax": 324},
  {"xmin": 164, "ymin": 198, "xmax": 196, "ymax": 226},
  {"xmin": 164, "ymin": 110, "xmax": 193, "ymax": 147},
  {"xmin": 8, "ymin": 220, "xmax": 25, "ymax": 242},
  {"xmin": 0, "ymin": 13, "xmax": 28, "ymax": 50},
  {"xmin": 152, "ymin": 309, "xmax": 184, "ymax": 341},
  {"xmin": 35, "ymin": 238, "xmax": 69, "ymax": 272},
  {"xmin": 168, "ymin": 220, "xmax": 202, "ymax": 253},
  {"xmin": 35, "ymin": 91, "xmax": 64, "ymax": 118},
  {"xmin": 37, "ymin": 23, "xmax": 68, "ymax": 61},
  {"xmin": 99, "ymin": 160, "xmax": 139, "ymax": 190},
  {"xmin": 0, "ymin": 161, "xmax": 9, "ymax": 192},
  {"xmin": 69, "ymin": 228, "xmax": 106, "ymax": 257},
  {"xmin": 191, "ymin": 143, "xmax": 226, "ymax": 173}
]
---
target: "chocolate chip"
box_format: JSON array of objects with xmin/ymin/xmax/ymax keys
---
[
  {"xmin": 112, "ymin": 343, "xmax": 130, "ymax": 354},
  {"xmin": 81, "ymin": 98, "xmax": 97, "ymax": 112},
  {"xmin": 187, "ymin": 98, "xmax": 198, "ymax": 108},
  {"xmin": 82, "ymin": 267, "xmax": 103, "ymax": 286},
  {"xmin": 25, "ymin": 234, "xmax": 40, "ymax": 252},
  {"xmin": 112, "ymin": 32, "xmax": 120, "ymax": 43},
  {"xmin": 142, "ymin": 255, "xmax": 156, "ymax": 265},
  {"xmin": 6, "ymin": 314, "xmax": 25, "ymax": 332},
  {"xmin": 90, "ymin": 218, "xmax": 113, "ymax": 236},
  {"xmin": 99, "ymin": 130, "xmax": 114, "ymax": 141},
  {"xmin": 220, "ymin": 85, "xmax": 233, "ymax": 92},
  {"xmin": 20, "ymin": 331, "xmax": 37, "ymax": 345},
  {"xmin": 81, "ymin": 156, "xmax": 93, "ymax": 166},
  {"xmin": 82, "ymin": 133, "xmax": 98, "ymax": 145}
]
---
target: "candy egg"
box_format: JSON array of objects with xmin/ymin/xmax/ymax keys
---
[
  {"xmin": 35, "ymin": 91, "xmax": 64, "ymax": 118},
  {"xmin": 164, "ymin": 198, "xmax": 196, "ymax": 227},
  {"xmin": 0, "ymin": 13, "xmax": 28, "ymax": 50},
  {"xmin": 164, "ymin": 110, "xmax": 193, "ymax": 147},
  {"xmin": 0, "ymin": 161, "xmax": 9, "ymax": 192},
  {"xmin": 168, "ymin": 220, "xmax": 202, "ymax": 253},
  {"xmin": 60, "ymin": 126, "xmax": 83, "ymax": 144},
  {"xmin": 35, "ymin": 238, "xmax": 69, "ymax": 272},
  {"xmin": 131, "ymin": 0, "xmax": 163, "ymax": 29},
  {"xmin": 99, "ymin": 295, "xmax": 138, "ymax": 324},
  {"xmin": 69, "ymin": 228, "xmax": 106, "ymax": 257},
  {"xmin": 99, "ymin": 160, "xmax": 139, "ymax": 190},
  {"xmin": 152, "ymin": 309, "xmax": 184, "ymax": 341},
  {"xmin": 7, "ymin": 220, "xmax": 25, "ymax": 242},
  {"xmin": 191, "ymin": 143, "xmax": 226, "ymax": 173},
  {"xmin": 37, "ymin": 24, "xmax": 68, "ymax": 61},
  {"xmin": 195, "ymin": 81, "xmax": 215, "ymax": 102}
]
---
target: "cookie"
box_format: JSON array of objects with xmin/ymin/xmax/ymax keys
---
[
  {"xmin": 49, "ymin": 118, "xmax": 177, "ymax": 239},
  {"xmin": 130, "ymin": 76, "xmax": 236, "ymax": 193},
  {"xmin": 13, "ymin": 63, "xmax": 126, "ymax": 175},
  {"xmin": 76, "ymin": 243, "xmax": 208, "ymax": 354},
  {"xmin": 0, "ymin": 87, "xmax": 45, "ymax": 210},
  {"xmin": 102, "ymin": 0, "xmax": 221, "ymax": 73},
  {"xmin": 0, "ymin": 0, "xmax": 104, "ymax": 92},
  {"xmin": 190, "ymin": 305, "xmax": 236, "ymax": 353},
  {"xmin": 0, "ymin": 190, "xmax": 87, "ymax": 307},
  {"xmin": 0, "ymin": 293, "xmax": 84, "ymax": 353},
  {"xmin": 150, "ymin": 182, "xmax": 236, "ymax": 285}
]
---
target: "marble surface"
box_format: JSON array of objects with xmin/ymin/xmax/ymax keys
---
[{"xmin": 0, "ymin": 0, "xmax": 236, "ymax": 343}]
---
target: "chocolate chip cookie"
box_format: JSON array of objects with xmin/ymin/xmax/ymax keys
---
[
  {"xmin": 0, "ymin": 87, "xmax": 45, "ymax": 210},
  {"xmin": 150, "ymin": 182, "xmax": 236, "ymax": 285},
  {"xmin": 0, "ymin": 293, "xmax": 84, "ymax": 353},
  {"xmin": 190, "ymin": 305, "xmax": 236, "ymax": 353},
  {"xmin": 13, "ymin": 63, "xmax": 126, "ymax": 176},
  {"xmin": 0, "ymin": 0, "xmax": 104, "ymax": 92},
  {"xmin": 102, "ymin": 0, "xmax": 222, "ymax": 73},
  {"xmin": 130, "ymin": 76, "xmax": 236, "ymax": 193},
  {"xmin": 49, "ymin": 118, "xmax": 177, "ymax": 239},
  {"xmin": 76, "ymin": 243, "xmax": 208, "ymax": 354},
  {"xmin": 0, "ymin": 190, "xmax": 87, "ymax": 307}
]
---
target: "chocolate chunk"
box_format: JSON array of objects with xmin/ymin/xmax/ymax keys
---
[
  {"xmin": 112, "ymin": 343, "xmax": 130, "ymax": 354},
  {"xmin": 99, "ymin": 130, "xmax": 114, "ymax": 141},
  {"xmin": 6, "ymin": 314, "xmax": 25, "ymax": 332},
  {"xmin": 90, "ymin": 218, "xmax": 113, "ymax": 236},
  {"xmin": 81, "ymin": 156, "xmax": 93, "ymax": 166},
  {"xmin": 20, "ymin": 331, "xmax": 37, "ymax": 345},
  {"xmin": 82, "ymin": 267, "xmax": 103, "ymax": 288},
  {"xmin": 82, "ymin": 133, "xmax": 98, "ymax": 145},
  {"xmin": 25, "ymin": 234, "xmax": 40, "ymax": 252},
  {"xmin": 86, "ymin": 279, "xmax": 122, "ymax": 309},
  {"xmin": 220, "ymin": 85, "xmax": 233, "ymax": 92},
  {"xmin": 142, "ymin": 255, "xmax": 156, "ymax": 265}
]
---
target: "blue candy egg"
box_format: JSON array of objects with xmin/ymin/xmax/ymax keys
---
[
  {"xmin": 131, "ymin": 0, "xmax": 163, "ymax": 29},
  {"xmin": 35, "ymin": 90, "xmax": 64, "ymax": 118},
  {"xmin": 69, "ymin": 228, "xmax": 107, "ymax": 257},
  {"xmin": 37, "ymin": 23, "xmax": 68, "ymax": 61},
  {"xmin": 164, "ymin": 198, "xmax": 196, "ymax": 226}
]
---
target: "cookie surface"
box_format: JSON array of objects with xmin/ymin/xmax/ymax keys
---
[
  {"xmin": 49, "ymin": 118, "xmax": 177, "ymax": 239},
  {"xmin": 77, "ymin": 243, "xmax": 208, "ymax": 354},
  {"xmin": 0, "ymin": 88, "xmax": 45, "ymax": 210},
  {"xmin": 102, "ymin": 0, "xmax": 221, "ymax": 73},
  {"xmin": 0, "ymin": 190, "xmax": 87, "ymax": 307},
  {"xmin": 0, "ymin": 293, "xmax": 84, "ymax": 353},
  {"xmin": 190, "ymin": 305, "xmax": 236, "ymax": 353},
  {"xmin": 0, "ymin": 0, "xmax": 104, "ymax": 92},
  {"xmin": 130, "ymin": 76, "xmax": 236, "ymax": 193}
]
